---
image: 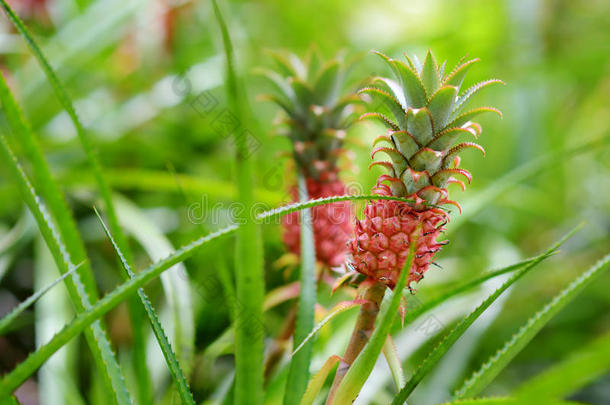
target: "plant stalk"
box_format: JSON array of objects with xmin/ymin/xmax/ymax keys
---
[{"xmin": 326, "ymin": 281, "xmax": 387, "ymax": 404}]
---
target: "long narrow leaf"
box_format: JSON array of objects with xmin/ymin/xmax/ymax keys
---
[
  {"xmin": 0, "ymin": 136, "xmax": 132, "ymax": 404},
  {"xmin": 0, "ymin": 263, "xmax": 81, "ymax": 335},
  {"xmin": 212, "ymin": 1, "xmax": 265, "ymax": 404},
  {"xmin": 455, "ymin": 253, "xmax": 610, "ymax": 399},
  {"xmin": 300, "ymin": 356, "xmax": 341, "ymax": 405},
  {"xmin": 382, "ymin": 335, "xmax": 405, "ymax": 390},
  {"xmin": 402, "ymin": 252, "xmax": 557, "ymax": 326},
  {"xmin": 284, "ymin": 174, "xmax": 317, "ymax": 404},
  {"xmin": 514, "ymin": 330, "xmax": 610, "ymax": 400},
  {"xmin": 391, "ymin": 226, "xmax": 581, "ymax": 404},
  {"xmin": 93, "ymin": 208, "xmax": 195, "ymax": 405}
]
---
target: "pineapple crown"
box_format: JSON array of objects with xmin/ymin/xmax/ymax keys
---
[
  {"xmin": 362, "ymin": 50, "xmax": 503, "ymax": 210},
  {"xmin": 258, "ymin": 48, "xmax": 360, "ymax": 181}
]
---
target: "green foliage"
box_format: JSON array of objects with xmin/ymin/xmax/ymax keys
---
[
  {"xmin": 455, "ymin": 253, "xmax": 610, "ymax": 399},
  {"xmin": 391, "ymin": 227, "xmax": 580, "ymax": 404},
  {"xmin": 94, "ymin": 208, "xmax": 195, "ymax": 405},
  {"xmin": 0, "ymin": 1, "xmax": 609, "ymax": 404}
]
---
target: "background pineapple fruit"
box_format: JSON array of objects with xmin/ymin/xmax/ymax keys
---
[
  {"xmin": 260, "ymin": 49, "xmax": 359, "ymax": 267},
  {"xmin": 349, "ymin": 50, "xmax": 503, "ymax": 288}
]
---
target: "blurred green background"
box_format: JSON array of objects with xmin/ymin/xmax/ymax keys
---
[{"xmin": 0, "ymin": 0, "xmax": 609, "ymax": 404}]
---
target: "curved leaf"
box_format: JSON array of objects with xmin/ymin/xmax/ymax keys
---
[
  {"xmin": 391, "ymin": 226, "xmax": 581, "ymax": 404},
  {"xmin": 454, "ymin": 253, "xmax": 610, "ymax": 399}
]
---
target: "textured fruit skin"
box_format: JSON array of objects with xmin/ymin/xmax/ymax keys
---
[
  {"xmin": 348, "ymin": 180, "xmax": 448, "ymax": 289},
  {"xmin": 282, "ymin": 175, "xmax": 353, "ymax": 267}
]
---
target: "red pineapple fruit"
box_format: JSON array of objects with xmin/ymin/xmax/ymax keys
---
[
  {"xmin": 348, "ymin": 50, "xmax": 503, "ymax": 289},
  {"xmin": 282, "ymin": 173, "xmax": 352, "ymax": 267},
  {"xmin": 327, "ymin": 50, "xmax": 502, "ymax": 402},
  {"xmin": 259, "ymin": 49, "xmax": 359, "ymax": 267}
]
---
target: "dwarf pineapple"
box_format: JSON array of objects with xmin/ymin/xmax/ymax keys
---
[
  {"xmin": 349, "ymin": 50, "xmax": 503, "ymax": 288},
  {"xmin": 260, "ymin": 49, "xmax": 359, "ymax": 267}
]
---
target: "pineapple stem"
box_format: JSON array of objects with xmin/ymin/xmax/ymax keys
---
[{"xmin": 326, "ymin": 281, "xmax": 387, "ymax": 404}]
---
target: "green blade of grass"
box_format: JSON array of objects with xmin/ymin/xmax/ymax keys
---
[
  {"xmin": 391, "ymin": 226, "xmax": 582, "ymax": 405},
  {"xmin": 0, "ymin": 136, "xmax": 132, "ymax": 404},
  {"xmin": 0, "ymin": 194, "xmax": 447, "ymax": 395},
  {"xmin": 455, "ymin": 252, "xmax": 610, "ymax": 399},
  {"xmin": 212, "ymin": 1, "xmax": 265, "ymax": 403},
  {"xmin": 93, "ymin": 208, "xmax": 195, "ymax": 405},
  {"xmin": 515, "ymin": 330, "xmax": 610, "ymax": 400},
  {"xmin": 284, "ymin": 174, "xmax": 317, "ymax": 404},
  {"xmin": 331, "ymin": 231, "xmax": 419, "ymax": 405},
  {"xmin": 0, "ymin": 263, "xmax": 81, "ymax": 335}
]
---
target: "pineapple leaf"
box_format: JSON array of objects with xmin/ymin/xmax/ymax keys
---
[
  {"xmin": 406, "ymin": 108, "xmax": 434, "ymax": 145},
  {"xmin": 300, "ymin": 356, "xmax": 342, "ymax": 405},
  {"xmin": 454, "ymin": 79, "xmax": 505, "ymax": 114},
  {"xmin": 427, "ymin": 127, "xmax": 478, "ymax": 151},
  {"xmin": 409, "ymin": 148, "xmax": 443, "ymax": 173},
  {"xmin": 402, "ymin": 253, "xmax": 558, "ymax": 327},
  {"xmin": 400, "ymin": 168, "xmax": 431, "ymax": 195},
  {"xmin": 438, "ymin": 60, "xmax": 447, "ymax": 80},
  {"xmin": 444, "ymin": 58, "xmax": 480, "ymax": 90},
  {"xmin": 410, "ymin": 53, "xmax": 423, "ymax": 72},
  {"xmin": 285, "ymin": 174, "xmax": 318, "ymax": 404},
  {"xmin": 313, "ymin": 60, "xmax": 341, "ymax": 105},
  {"xmin": 514, "ymin": 330, "xmax": 610, "ymax": 400},
  {"xmin": 212, "ymin": 1, "xmax": 265, "ymax": 404},
  {"xmin": 266, "ymin": 49, "xmax": 299, "ymax": 77},
  {"xmin": 391, "ymin": 130, "xmax": 421, "ymax": 159},
  {"xmin": 371, "ymin": 77, "xmax": 407, "ymax": 109},
  {"xmin": 431, "ymin": 168, "xmax": 472, "ymax": 189},
  {"xmin": 361, "ymin": 112, "xmax": 400, "ymax": 131},
  {"xmin": 447, "ymin": 107, "xmax": 502, "ymax": 128},
  {"xmin": 383, "ymin": 335, "xmax": 405, "ymax": 390},
  {"xmin": 390, "ymin": 59, "xmax": 428, "ymax": 108},
  {"xmin": 288, "ymin": 52, "xmax": 308, "ymax": 78},
  {"xmin": 0, "ymin": 263, "xmax": 81, "ymax": 335},
  {"xmin": 258, "ymin": 93, "xmax": 296, "ymax": 118},
  {"xmin": 454, "ymin": 252, "xmax": 610, "ymax": 400},
  {"xmin": 256, "ymin": 68, "xmax": 296, "ymax": 105},
  {"xmin": 292, "ymin": 300, "xmax": 366, "ymax": 356},
  {"xmin": 305, "ymin": 45, "xmax": 323, "ymax": 82},
  {"xmin": 372, "ymin": 147, "xmax": 409, "ymax": 173},
  {"xmin": 421, "ymin": 50, "xmax": 441, "ymax": 96},
  {"xmin": 289, "ymin": 77, "xmax": 315, "ymax": 113},
  {"xmin": 359, "ymin": 87, "xmax": 406, "ymax": 128},
  {"xmin": 428, "ymin": 85, "xmax": 459, "ymax": 132},
  {"xmin": 404, "ymin": 53, "xmax": 418, "ymax": 71},
  {"xmin": 442, "ymin": 142, "xmax": 486, "ymax": 169},
  {"xmin": 391, "ymin": 227, "xmax": 582, "ymax": 404}
]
